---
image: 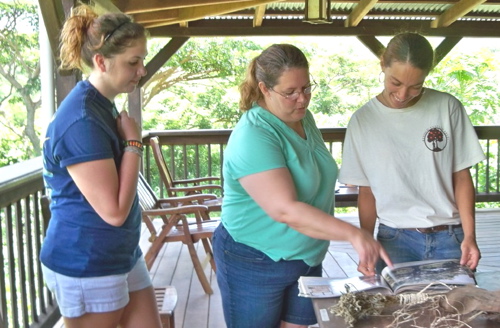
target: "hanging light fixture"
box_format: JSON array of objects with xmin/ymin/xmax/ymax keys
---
[{"xmin": 304, "ymin": 0, "xmax": 332, "ymax": 24}]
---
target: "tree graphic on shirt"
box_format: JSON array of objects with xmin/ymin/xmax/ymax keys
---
[{"xmin": 427, "ymin": 128, "xmax": 444, "ymax": 151}]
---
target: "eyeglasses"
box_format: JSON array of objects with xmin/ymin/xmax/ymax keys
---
[{"xmin": 270, "ymin": 83, "xmax": 317, "ymax": 101}]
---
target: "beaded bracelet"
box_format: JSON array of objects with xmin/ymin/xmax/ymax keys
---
[
  {"xmin": 124, "ymin": 140, "xmax": 143, "ymax": 150},
  {"xmin": 124, "ymin": 146, "xmax": 143, "ymax": 157}
]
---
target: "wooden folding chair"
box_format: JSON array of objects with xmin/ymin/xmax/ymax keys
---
[
  {"xmin": 137, "ymin": 175, "xmax": 219, "ymax": 294},
  {"xmin": 40, "ymin": 195, "xmax": 178, "ymax": 327},
  {"xmin": 149, "ymin": 136, "xmax": 223, "ymax": 198}
]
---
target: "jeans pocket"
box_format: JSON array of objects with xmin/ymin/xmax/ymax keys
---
[
  {"xmin": 450, "ymin": 228, "xmax": 464, "ymax": 245},
  {"xmin": 377, "ymin": 224, "xmax": 399, "ymax": 241},
  {"xmin": 224, "ymin": 239, "xmax": 268, "ymax": 263}
]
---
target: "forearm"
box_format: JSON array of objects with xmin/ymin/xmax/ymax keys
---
[
  {"xmin": 358, "ymin": 186, "xmax": 377, "ymax": 235},
  {"xmin": 454, "ymin": 169, "xmax": 476, "ymax": 240},
  {"xmin": 117, "ymin": 151, "xmax": 141, "ymax": 217},
  {"xmin": 275, "ymin": 200, "xmax": 392, "ymax": 273},
  {"xmin": 279, "ymin": 201, "xmax": 362, "ymax": 242}
]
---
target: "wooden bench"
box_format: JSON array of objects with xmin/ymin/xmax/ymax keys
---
[{"xmin": 155, "ymin": 286, "xmax": 177, "ymax": 328}]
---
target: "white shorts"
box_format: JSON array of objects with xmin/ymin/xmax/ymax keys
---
[{"xmin": 41, "ymin": 256, "xmax": 152, "ymax": 318}]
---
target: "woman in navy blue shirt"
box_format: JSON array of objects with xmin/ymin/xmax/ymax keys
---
[{"xmin": 41, "ymin": 4, "xmax": 161, "ymax": 328}]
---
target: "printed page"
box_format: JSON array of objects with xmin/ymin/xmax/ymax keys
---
[
  {"xmin": 381, "ymin": 259, "xmax": 476, "ymax": 294},
  {"xmin": 298, "ymin": 275, "xmax": 391, "ymax": 298}
]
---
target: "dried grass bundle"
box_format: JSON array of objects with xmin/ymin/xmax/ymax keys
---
[{"xmin": 328, "ymin": 283, "xmax": 497, "ymax": 328}]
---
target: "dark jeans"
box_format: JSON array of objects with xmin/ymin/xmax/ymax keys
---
[{"xmin": 213, "ymin": 224, "xmax": 321, "ymax": 328}]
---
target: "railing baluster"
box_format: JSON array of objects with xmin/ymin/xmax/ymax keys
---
[
  {"xmin": 0, "ymin": 208, "xmax": 8, "ymax": 328},
  {"xmin": 16, "ymin": 200, "xmax": 29, "ymax": 328},
  {"xmin": 208, "ymin": 144, "xmax": 213, "ymax": 176},
  {"xmin": 6, "ymin": 205, "xmax": 17, "ymax": 328},
  {"xmin": 497, "ymin": 140, "xmax": 500, "ymax": 193},
  {"xmin": 486, "ymin": 139, "xmax": 491, "ymax": 193}
]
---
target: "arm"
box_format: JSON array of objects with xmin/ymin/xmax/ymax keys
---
[
  {"xmin": 67, "ymin": 110, "xmax": 141, "ymax": 227},
  {"xmin": 453, "ymin": 168, "xmax": 481, "ymax": 269},
  {"xmin": 358, "ymin": 186, "xmax": 377, "ymax": 236},
  {"xmin": 239, "ymin": 167, "xmax": 392, "ymax": 276}
]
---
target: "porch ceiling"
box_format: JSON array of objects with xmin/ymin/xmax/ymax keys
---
[{"xmin": 92, "ymin": 0, "xmax": 500, "ymax": 38}]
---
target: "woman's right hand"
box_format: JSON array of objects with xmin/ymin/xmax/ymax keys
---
[
  {"xmin": 117, "ymin": 110, "xmax": 141, "ymax": 141},
  {"xmin": 350, "ymin": 229, "xmax": 392, "ymax": 276}
]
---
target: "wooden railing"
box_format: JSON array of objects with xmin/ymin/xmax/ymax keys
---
[
  {"xmin": 0, "ymin": 158, "xmax": 59, "ymax": 328},
  {"xmin": 142, "ymin": 127, "xmax": 500, "ymax": 205},
  {"xmin": 0, "ymin": 126, "xmax": 499, "ymax": 328}
]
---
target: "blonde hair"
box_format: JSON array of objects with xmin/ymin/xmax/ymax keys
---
[
  {"xmin": 239, "ymin": 44, "xmax": 309, "ymax": 112},
  {"xmin": 59, "ymin": 4, "xmax": 147, "ymax": 71}
]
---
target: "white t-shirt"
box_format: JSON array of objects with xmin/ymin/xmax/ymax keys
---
[{"xmin": 339, "ymin": 88, "xmax": 485, "ymax": 228}]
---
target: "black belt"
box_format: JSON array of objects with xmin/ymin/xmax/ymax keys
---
[{"xmin": 406, "ymin": 224, "xmax": 462, "ymax": 234}]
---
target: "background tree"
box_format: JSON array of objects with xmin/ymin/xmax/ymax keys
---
[
  {"xmin": 139, "ymin": 38, "xmax": 261, "ymax": 131},
  {"xmin": 0, "ymin": 1, "xmax": 40, "ymax": 166},
  {"xmin": 426, "ymin": 48, "xmax": 500, "ymax": 125}
]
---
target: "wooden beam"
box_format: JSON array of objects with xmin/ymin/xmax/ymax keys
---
[
  {"xmin": 434, "ymin": 36, "xmax": 462, "ymax": 66},
  {"xmin": 345, "ymin": 0, "xmax": 379, "ymax": 27},
  {"xmin": 148, "ymin": 18, "xmax": 500, "ymax": 38},
  {"xmin": 139, "ymin": 37, "xmax": 190, "ymax": 87},
  {"xmin": 133, "ymin": 10, "xmax": 178, "ymax": 24},
  {"xmin": 142, "ymin": 0, "xmax": 280, "ymax": 28},
  {"xmin": 110, "ymin": 0, "xmax": 256, "ymax": 14},
  {"xmin": 254, "ymin": 5, "xmax": 266, "ymax": 27},
  {"xmin": 356, "ymin": 35, "xmax": 385, "ymax": 58},
  {"xmin": 431, "ymin": 0, "xmax": 487, "ymax": 28},
  {"xmin": 90, "ymin": 0, "xmax": 121, "ymax": 15},
  {"xmin": 37, "ymin": 0, "xmax": 66, "ymax": 60}
]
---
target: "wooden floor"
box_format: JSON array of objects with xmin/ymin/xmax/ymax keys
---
[{"xmin": 55, "ymin": 209, "xmax": 500, "ymax": 328}]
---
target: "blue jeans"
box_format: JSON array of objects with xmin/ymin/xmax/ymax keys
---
[
  {"xmin": 213, "ymin": 224, "xmax": 321, "ymax": 328},
  {"xmin": 376, "ymin": 223, "xmax": 464, "ymax": 273}
]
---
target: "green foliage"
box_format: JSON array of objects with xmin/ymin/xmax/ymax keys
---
[
  {"xmin": 141, "ymin": 38, "xmax": 260, "ymax": 131},
  {"xmin": 0, "ymin": 2, "xmax": 40, "ymax": 98},
  {"xmin": 308, "ymin": 50, "xmax": 379, "ymax": 127},
  {"xmin": 426, "ymin": 50, "xmax": 500, "ymax": 125},
  {"xmin": 0, "ymin": 1, "xmax": 41, "ymax": 166}
]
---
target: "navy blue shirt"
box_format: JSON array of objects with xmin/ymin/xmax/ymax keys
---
[{"xmin": 41, "ymin": 80, "xmax": 142, "ymax": 277}]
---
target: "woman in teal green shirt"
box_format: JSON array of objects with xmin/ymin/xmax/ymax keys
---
[{"xmin": 212, "ymin": 44, "xmax": 392, "ymax": 328}]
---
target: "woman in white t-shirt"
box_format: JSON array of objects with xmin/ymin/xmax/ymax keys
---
[{"xmin": 339, "ymin": 32, "xmax": 485, "ymax": 273}]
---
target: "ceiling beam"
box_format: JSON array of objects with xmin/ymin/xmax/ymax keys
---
[
  {"xmin": 149, "ymin": 20, "xmax": 500, "ymax": 37},
  {"xmin": 109, "ymin": 0, "xmax": 256, "ymax": 14},
  {"xmin": 141, "ymin": 0, "xmax": 281, "ymax": 28},
  {"xmin": 254, "ymin": 5, "xmax": 266, "ymax": 27},
  {"xmin": 345, "ymin": 0, "xmax": 379, "ymax": 27},
  {"xmin": 431, "ymin": 0, "xmax": 487, "ymax": 28},
  {"xmin": 90, "ymin": 0, "xmax": 121, "ymax": 15},
  {"xmin": 356, "ymin": 35, "xmax": 385, "ymax": 58},
  {"xmin": 37, "ymin": 0, "xmax": 66, "ymax": 60},
  {"xmin": 139, "ymin": 37, "xmax": 190, "ymax": 87},
  {"xmin": 132, "ymin": 10, "xmax": 178, "ymax": 24},
  {"xmin": 434, "ymin": 36, "xmax": 462, "ymax": 65},
  {"xmin": 147, "ymin": 19, "xmax": 500, "ymax": 38}
]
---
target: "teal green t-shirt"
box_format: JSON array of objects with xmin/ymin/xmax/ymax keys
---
[{"xmin": 222, "ymin": 105, "xmax": 338, "ymax": 267}]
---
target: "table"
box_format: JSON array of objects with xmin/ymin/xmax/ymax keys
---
[
  {"xmin": 334, "ymin": 185, "xmax": 358, "ymax": 208},
  {"xmin": 312, "ymin": 271, "xmax": 500, "ymax": 328}
]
